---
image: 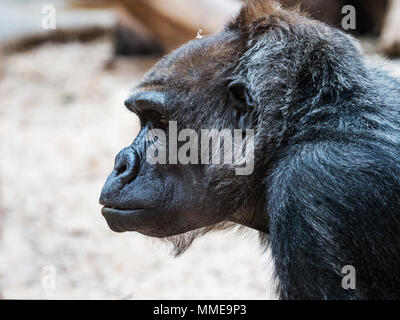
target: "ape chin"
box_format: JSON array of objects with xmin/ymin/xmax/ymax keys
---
[{"xmin": 100, "ymin": 0, "xmax": 400, "ymax": 299}]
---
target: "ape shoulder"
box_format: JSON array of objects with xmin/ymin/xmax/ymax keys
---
[{"xmin": 267, "ymin": 131, "xmax": 400, "ymax": 299}]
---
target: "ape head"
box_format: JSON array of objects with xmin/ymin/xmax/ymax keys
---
[{"xmin": 99, "ymin": 0, "xmax": 363, "ymax": 253}]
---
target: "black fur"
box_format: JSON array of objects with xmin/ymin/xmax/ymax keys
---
[{"xmin": 226, "ymin": 4, "xmax": 400, "ymax": 298}]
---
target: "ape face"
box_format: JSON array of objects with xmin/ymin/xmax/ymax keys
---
[
  {"xmin": 99, "ymin": 0, "xmax": 359, "ymax": 242},
  {"xmin": 99, "ymin": 30, "xmax": 267, "ymax": 238}
]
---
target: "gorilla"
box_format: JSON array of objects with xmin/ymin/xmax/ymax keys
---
[{"xmin": 100, "ymin": 0, "xmax": 400, "ymax": 299}]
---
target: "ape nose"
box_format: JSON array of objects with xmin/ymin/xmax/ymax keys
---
[{"xmin": 114, "ymin": 147, "xmax": 140, "ymax": 185}]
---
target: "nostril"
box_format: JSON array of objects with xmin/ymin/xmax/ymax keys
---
[
  {"xmin": 113, "ymin": 147, "xmax": 140, "ymax": 186},
  {"xmin": 115, "ymin": 163, "xmax": 127, "ymax": 176}
]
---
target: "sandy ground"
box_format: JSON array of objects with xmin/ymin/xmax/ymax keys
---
[{"xmin": 0, "ymin": 39, "xmax": 277, "ymax": 299}]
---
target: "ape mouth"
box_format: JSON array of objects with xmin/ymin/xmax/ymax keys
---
[
  {"xmin": 102, "ymin": 206, "xmax": 146, "ymax": 212},
  {"xmin": 101, "ymin": 206, "xmax": 148, "ymax": 233}
]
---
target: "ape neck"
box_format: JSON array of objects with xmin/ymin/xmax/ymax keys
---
[{"xmin": 230, "ymin": 211, "xmax": 269, "ymax": 233}]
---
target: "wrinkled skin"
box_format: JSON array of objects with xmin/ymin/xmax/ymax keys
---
[{"xmin": 100, "ymin": 0, "xmax": 400, "ymax": 299}]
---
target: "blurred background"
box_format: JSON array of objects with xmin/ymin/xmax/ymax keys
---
[{"xmin": 0, "ymin": 0, "xmax": 399, "ymax": 300}]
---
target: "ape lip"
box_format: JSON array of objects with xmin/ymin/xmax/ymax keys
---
[
  {"xmin": 99, "ymin": 199, "xmax": 146, "ymax": 212},
  {"xmin": 101, "ymin": 207, "xmax": 148, "ymax": 233},
  {"xmin": 101, "ymin": 206, "xmax": 146, "ymax": 213}
]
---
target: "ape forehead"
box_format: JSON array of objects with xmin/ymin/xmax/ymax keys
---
[{"xmin": 141, "ymin": 30, "xmax": 241, "ymax": 89}]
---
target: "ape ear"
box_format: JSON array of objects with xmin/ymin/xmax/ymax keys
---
[{"xmin": 228, "ymin": 80, "xmax": 255, "ymax": 108}]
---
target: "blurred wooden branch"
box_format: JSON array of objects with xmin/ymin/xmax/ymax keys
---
[
  {"xmin": 380, "ymin": 0, "xmax": 400, "ymax": 57},
  {"xmin": 3, "ymin": 26, "xmax": 111, "ymax": 54},
  {"xmin": 74, "ymin": 0, "xmax": 241, "ymax": 52},
  {"xmin": 118, "ymin": 0, "xmax": 240, "ymax": 51},
  {"xmin": 2, "ymin": 0, "xmax": 241, "ymax": 55}
]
